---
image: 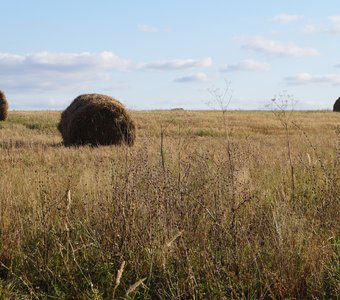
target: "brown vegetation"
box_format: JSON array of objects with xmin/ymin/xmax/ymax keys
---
[
  {"xmin": 58, "ymin": 93, "xmax": 136, "ymax": 146},
  {"xmin": 0, "ymin": 110, "xmax": 339, "ymax": 298},
  {"xmin": 0, "ymin": 90, "xmax": 8, "ymax": 121}
]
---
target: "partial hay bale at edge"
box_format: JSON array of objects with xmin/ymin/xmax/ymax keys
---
[
  {"xmin": 58, "ymin": 94, "xmax": 136, "ymax": 146},
  {"xmin": 0, "ymin": 90, "xmax": 9, "ymax": 121},
  {"xmin": 333, "ymin": 97, "xmax": 340, "ymax": 112}
]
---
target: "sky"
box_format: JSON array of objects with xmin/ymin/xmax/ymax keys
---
[{"xmin": 1, "ymin": 0, "xmax": 340, "ymax": 110}]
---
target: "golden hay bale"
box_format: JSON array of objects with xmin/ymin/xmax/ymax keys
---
[
  {"xmin": 333, "ymin": 97, "xmax": 340, "ymax": 112},
  {"xmin": 58, "ymin": 93, "xmax": 136, "ymax": 146},
  {"xmin": 0, "ymin": 90, "xmax": 9, "ymax": 121}
]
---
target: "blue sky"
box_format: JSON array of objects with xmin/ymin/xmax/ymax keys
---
[{"xmin": 1, "ymin": 0, "xmax": 340, "ymax": 110}]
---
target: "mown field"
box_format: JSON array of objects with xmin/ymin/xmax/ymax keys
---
[{"xmin": 0, "ymin": 110, "xmax": 339, "ymax": 299}]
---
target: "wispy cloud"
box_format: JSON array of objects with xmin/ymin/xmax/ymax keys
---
[
  {"xmin": 285, "ymin": 72, "xmax": 340, "ymax": 85},
  {"xmin": 137, "ymin": 24, "xmax": 159, "ymax": 33},
  {"xmin": 174, "ymin": 73, "xmax": 210, "ymax": 83},
  {"xmin": 271, "ymin": 14, "xmax": 303, "ymax": 24},
  {"xmin": 220, "ymin": 59, "xmax": 270, "ymax": 72},
  {"xmin": 326, "ymin": 16, "xmax": 340, "ymax": 34},
  {"xmin": 300, "ymin": 24, "xmax": 319, "ymax": 34},
  {"xmin": 328, "ymin": 16, "xmax": 340, "ymax": 24},
  {"xmin": 137, "ymin": 24, "xmax": 172, "ymax": 33},
  {"xmin": 139, "ymin": 57, "xmax": 213, "ymax": 70},
  {"xmin": 300, "ymin": 17, "xmax": 340, "ymax": 35},
  {"xmin": 238, "ymin": 36, "xmax": 320, "ymax": 57}
]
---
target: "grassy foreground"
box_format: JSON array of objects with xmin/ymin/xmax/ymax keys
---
[{"xmin": 0, "ymin": 110, "xmax": 339, "ymax": 299}]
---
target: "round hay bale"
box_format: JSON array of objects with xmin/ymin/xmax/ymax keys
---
[
  {"xmin": 0, "ymin": 90, "xmax": 9, "ymax": 121},
  {"xmin": 58, "ymin": 93, "xmax": 136, "ymax": 146},
  {"xmin": 333, "ymin": 97, "xmax": 340, "ymax": 112}
]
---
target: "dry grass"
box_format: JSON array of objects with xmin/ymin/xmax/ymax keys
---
[{"xmin": 0, "ymin": 109, "xmax": 339, "ymax": 299}]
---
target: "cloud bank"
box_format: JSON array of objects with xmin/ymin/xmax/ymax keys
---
[{"xmin": 0, "ymin": 52, "xmax": 212, "ymax": 93}]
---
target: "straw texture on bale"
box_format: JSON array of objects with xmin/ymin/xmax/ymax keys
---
[
  {"xmin": 0, "ymin": 90, "xmax": 9, "ymax": 121},
  {"xmin": 333, "ymin": 97, "xmax": 340, "ymax": 112},
  {"xmin": 58, "ymin": 94, "xmax": 136, "ymax": 146}
]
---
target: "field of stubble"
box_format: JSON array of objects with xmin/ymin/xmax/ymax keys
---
[{"xmin": 0, "ymin": 110, "xmax": 339, "ymax": 299}]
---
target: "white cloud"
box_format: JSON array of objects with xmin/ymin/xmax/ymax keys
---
[
  {"xmin": 220, "ymin": 59, "xmax": 270, "ymax": 72},
  {"xmin": 0, "ymin": 53, "xmax": 25, "ymax": 64},
  {"xmin": 271, "ymin": 14, "xmax": 303, "ymax": 24},
  {"xmin": 326, "ymin": 25, "xmax": 340, "ymax": 34},
  {"xmin": 325, "ymin": 16, "xmax": 340, "ymax": 34},
  {"xmin": 239, "ymin": 36, "xmax": 320, "ymax": 57},
  {"xmin": 0, "ymin": 51, "xmax": 135, "ymax": 94},
  {"xmin": 301, "ymin": 17, "xmax": 340, "ymax": 35},
  {"xmin": 174, "ymin": 73, "xmax": 210, "ymax": 83},
  {"xmin": 328, "ymin": 16, "xmax": 340, "ymax": 24},
  {"xmin": 0, "ymin": 51, "xmax": 133, "ymax": 75},
  {"xmin": 285, "ymin": 72, "xmax": 340, "ymax": 85},
  {"xmin": 139, "ymin": 57, "xmax": 213, "ymax": 70},
  {"xmin": 0, "ymin": 51, "xmax": 213, "ymax": 95},
  {"xmin": 137, "ymin": 24, "xmax": 172, "ymax": 33},
  {"xmin": 327, "ymin": 28, "xmax": 340, "ymax": 34},
  {"xmin": 0, "ymin": 52, "xmax": 213, "ymax": 75},
  {"xmin": 301, "ymin": 25, "xmax": 319, "ymax": 34},
  {"xmin": 137, "ymin": 24, "xmax": 159, "ymax": 33}
]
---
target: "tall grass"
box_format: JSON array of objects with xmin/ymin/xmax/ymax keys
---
[{"xmin": 0, "ymin": 110, "xmax": 339, "ymax": 299}]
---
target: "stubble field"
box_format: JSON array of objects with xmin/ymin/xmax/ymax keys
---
[{"xmin": 0, "ymin": 110, "xmax": 339, "ymax": 299}]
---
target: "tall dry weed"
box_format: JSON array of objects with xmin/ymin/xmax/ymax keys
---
[{"xmin": 0, "ymin": 110, "xmax": 338, "ymax": 298}]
